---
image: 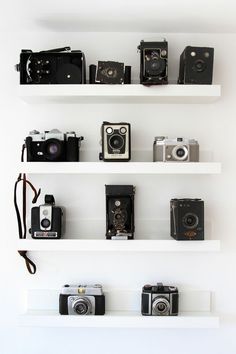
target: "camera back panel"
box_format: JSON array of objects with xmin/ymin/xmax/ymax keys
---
[{"xmin": 178, "ymin": 46, "xmax": 214, "ymax": 84}]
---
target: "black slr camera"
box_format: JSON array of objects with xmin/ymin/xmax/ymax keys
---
[
  {"xmin": 25, "ymin": 129, "xmax": 83, "ymax": 162},
  {"xmin": 89, "ymin": 61, "xmax": 131, "ymax": 84},
  {"xmin": 30, "ymin": 195, "xmax": 63, "ymax": 239},
  {"xmin": 138, "ymin": 40, "xmax": 168, "ymax": 85},
  {"xmin": 105, "ymin": 185, "xmax": 135, "ymax": 240},
  {"xmin": 178, "ymin": 46, "xmax": 214, "ymax": 84},
  {"xmin": 141, "ymin": 283, "xmax": 179, "ymax": 316},
  {"xmin": 16, "ymin": 46, "xmax": 86, "ymax": 84},
  {"xmin": 99, "ymin": 121, "xmax": 131, "ymax": 162},
  {"xmin": 59, "ymin": 284, "xmax": 105, "ymax": 315},
  {"xmin": 170, "ymin": 198, "xmax": 204, "ymax": 240}
]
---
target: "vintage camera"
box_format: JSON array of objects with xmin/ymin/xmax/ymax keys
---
[
  {"xmin": 178, "ymin": 46, "xmax": 214, "ymax": 84},
  {"xmin": 106, "ymin": 185, "xmax": 135, "ymax": 240},
  {"xmin": 153, "ymin": 137, "xmax": 199, "ymax": 162},
  {"xmin": 30, "ymin": 195, "xmax": 63, "ymax": 239},
  {"xmin": 141, "ymin": 283, "xmax": 179, "ymax": 316},
  {"xmin": 99, "ymin": 122, "xmax": 131, "ymax": 162},
  {"xmin": 89, "ymin": 61, "xmax": 131, "ymax": 84},
  {"xmin": 138, "ymin": 40, "xmax": 168, "ymax": 85},
  {"xmin": 170, "ymin": 198, "xmax": 204, "ymax": 240},
  {"xmin": 25, "ymin": 129, "xmax": 83, "ymax": 162},
  {"xmin": 15, "ymin": 46, "xmax": 86, "ymax": 84},
  {"xmin": 59, "ymin": 284, "xmax": 105, "ymax": 315}
]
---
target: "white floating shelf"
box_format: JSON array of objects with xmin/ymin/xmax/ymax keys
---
[
  {"xmin": 17, "ymin": 239, "xmax": 220, "ymax": 252},
  {"xmin": 18, "ymin": 162, "xmax": 221, "ymax": 175},
  {"xmin": 19, "ymin": 310, "xmax": 219, "ymax": 329},
  {"xmin": 18, "ymin": 84, "xmax": 221, "ymax": 104}
]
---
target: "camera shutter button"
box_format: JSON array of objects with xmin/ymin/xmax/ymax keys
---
[{"xmin": 144, "ymin": 285, "xmax": 152, "ymax": 291}]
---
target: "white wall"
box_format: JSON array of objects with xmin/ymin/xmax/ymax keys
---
[{"xmin": 1, "ymin": 32, "xmax": 236, "ymax": 354}]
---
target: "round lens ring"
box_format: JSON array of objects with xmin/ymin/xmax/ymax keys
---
[
  {"xmin": 109, "ymin": 134, "xmax": 124, "ymax": 150},
  {"xmin": 106, "ymin": 127, "xmax": 113, "ymax": 134},
  {"xmin": 120, "ymin": 127, "xmax": 127, "ymax": 134},
  {"xmin": 72, "ymin": 298, "xmax": 91, "ymax": 316},
  {"xmin": 43, "ymin": 139, "xmax": 62, "ymax": 161},
  {"xmin": 152, "ymin": 297, "xmax": 170, "ymax": 316},
  {"xmin": 193, "ymin": 59, "xmax": 206, "ymax": 72},
  {"xmin": 172, "ymin": 145, "xmax": 188, "ymax": 161},
  {"xmin": 183, "ymin": 213, "xmax": 199, "ymax": 229},
  {"xmin": 41, "ymin": 218, "xmax": 50, "ymax": 229}
]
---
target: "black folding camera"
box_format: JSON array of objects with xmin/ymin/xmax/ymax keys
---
[
  {"xmin": 59, "ymin": 284, "xmax": 105, "ymax": 315},
  {"xmin": 170, "ymin": 198, "xmax": 204, "ymax": 240},
  {"xmin": 178, "ymin": 46, "xmax": 214, "ymax": 84},
  {"xmin": 138, "ymin": 40, "xmax": 168, "ymax": 85},
  {"xmin": 89, "ymin": 61, "xmax": 131, "ymax": 84},
  {"xmin": 16, "ymin": 46, "xmax": 86, "ymax": 84},
  {"xmin": 99, "ymin": 121, "xmax": 131, "ymax": 162},
  {"xmin": 25, "ymin": 129, "xmax": 83, "ymax": 162},
  {"xmin": 105, "ymin": 185, "xmax": 135, "ymax": 240},
  {"xmin": 30, "ymin": 195, "xmax": 63, "ymax": 239},
  {"xmin": 141, "ymin": 283, "xmax": 179, "ymax": 316}
]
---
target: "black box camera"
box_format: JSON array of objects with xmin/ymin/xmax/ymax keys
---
[
  {"xmin": 16, "ymin": 46, "xmax": 86, "ymax": 84},
  {"xmin": 138, "ymin": 40, "xmax": 168, "ymax": 85},
  {"xmin": 99, "ymin": 121, "xmax": 131, "ymax": 162},
  {"xmin": 141, "ymin": 283, "xmax": 179, "ymax": 316},
  {"xmin": 89, "ymin": 61, "xmax": 131, "ymax": 84},
  {"xmin": 105, "ymin": 185, "xmax": 135, "ymax": 240},
  {"xmin": 59, "ymin": 284, "xmax": 105, "ymax": 315},
  {"xmin": 170, "ymin": 198, "xmax": 204, "ymax": 240},
  {"xmin": 178, "ymin": 46, "xmax": 214, "ymax": 84},
  {"xmin": 30, "ymin": 195, "xmax": 63, "ymax": 239},
  {"xmin": 25, "ymin": 129, "xmax": 83, "ymax": 162}
]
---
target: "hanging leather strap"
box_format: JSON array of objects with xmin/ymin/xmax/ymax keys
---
[{"xmin": 14, "ymin": 144, "xmax": 41, "ymax": 274}]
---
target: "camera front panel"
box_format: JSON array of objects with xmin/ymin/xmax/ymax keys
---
[
  {"xmin": 97, "ymin": 61, "xmax": 125, "ymax": 84},
  {"xmin": 170, "ymin": 199, "xmax": 204, "ymax": 240},
  {"xmin": 19, "ymin": 51, "xmax": 86, "ymax": 84},
  {"xmin": 31, "ymin": 206, "xmax": 62, "ymax": 239},
  {"xmin": 139, "ymin": 41, "xmax": 168, "ymax": 85},
  {"xmin": 179, "ymin": 46, "xmax": 214, "ymax": 84},
  {"xmin": 102, "ymin": 123, "xmax": 131, "ymax": 161}
]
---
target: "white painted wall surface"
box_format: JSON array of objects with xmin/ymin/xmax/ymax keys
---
[{"xmin": 1, "ymin": 31, "xmax": 236, "ymax": 354}]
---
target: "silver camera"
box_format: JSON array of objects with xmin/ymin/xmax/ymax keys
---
[
  {"xmin": 59, "ymin": 284, "xmax": 105, "ymax": 316},
  {"xmin": 153, "ymin": 137, "xmax": 199, "ymax": 162}
]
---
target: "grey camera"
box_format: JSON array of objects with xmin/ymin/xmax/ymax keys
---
[{"xmin": 153, "ymin": 137, "xmax": 199, "ymax": 162}]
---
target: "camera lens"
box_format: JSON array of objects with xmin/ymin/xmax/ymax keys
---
[
  {"xmin": 109, "ymin": 134, "xmax": 124, "ymax": 150},
  {"xmin": 193, "ymin": 59, "xmax": 206, "ymax": 72},
  {"xmin": 176, "ymin": 148, "xmax": 185, "ymax": 157},
  {"xmin": 41, "ymin": 218, "xmax": 50, "ymax": 229},
  {"xmin": 183, "ymin": 213, "xmax": 199, "ymax": 229},
  {"xmin": 172, "ymin": 145, "xmax": 188, "ymax": 161},
  {"xmin": 72, "ymin": 298, "xmax": 91, "ymax": 315},
  {"xmin": 43, "ymin": 139, "xmax": 62, "ymax": 161},
  {"xmin": 145, "ymin": 50, "xmax": 166, "ymax": 76},
  {"xmin": 152, "ymin": 297, "xmax": 170, "ymax": 315}
]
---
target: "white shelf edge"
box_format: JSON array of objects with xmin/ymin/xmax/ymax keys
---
[
  {"xmin": 18, "ymin": 84, "xmax": 221, "ymax": 104},
  {"xmin": 18, "ymin": 310, "xmax": 220, "ymax": 328},
  {"xmin": 17, "ymin": 162, "xmax": 222, "ymax": 175},
  {"xmin": 17, "ymin": 239, "xmax": 221, "ymax": 252}
]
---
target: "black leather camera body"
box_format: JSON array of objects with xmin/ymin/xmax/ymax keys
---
[
  {"xmin": 105, "ymin": 185, "xmax": 135, "ymax": 240},
  {"xmin": 141, "ymin": 283, "xmax": 179, "ymax": 316},
  {"xmin": 138, "ymin": 40, "xmax": 168, "ymax": 85},
  {"xmin": 100, "ymin": 121, "xmax": 131, "ymax": 162},
  {"xmin": 170, "ymin": 198, "xmax": 204, "ymax": 240},
  {"xmin": 25, "ymin": 129, "xmax": 83, "ymax": 162},
  {"xmin": 89, "ymin": 61, "xmax": 131, "ymax": 84},
  {"xmin": 30, "ymin": 195, "xmax": 63, "ymax": 239},
  {"xmin": 178, "ymin": 46, "xmax": 214, "ymax": 84},
  {"xmin": 16, "ymin": 47, "xmax": 86, "ymax": 84}
]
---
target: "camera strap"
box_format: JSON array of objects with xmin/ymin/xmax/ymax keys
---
[{"xmin": 14, "ymin": 144, "xmax": 41, "ymax": 274}]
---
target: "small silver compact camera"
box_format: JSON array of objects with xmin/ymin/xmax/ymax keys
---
[
  {"xmin": 59, "ymin": 284, "xmax": 105, "ymax": 315},
  {"xmin": 153, "ymin": 137, "xmax": 199, "ymax": 162}
]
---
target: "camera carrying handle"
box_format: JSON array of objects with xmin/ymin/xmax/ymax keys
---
[
  {"xmin": 14, "ymin": 144, "xmax": 41, "ymax": 274},
  {"xmin": 39, "ymin": 47, "xmax": 71, "ymax": 53}
]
